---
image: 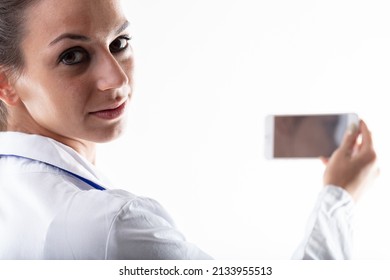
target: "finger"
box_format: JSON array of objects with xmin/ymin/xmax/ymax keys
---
[
  {"xmin": 355, "ymin": 120, "xmax": 376, "ymax": 163},
  {"xmin": 338, "ymin": 120, "xmax": 361, "ymax": 153},
  {"xmin": 359, "ymin": 120, "xmax": 373, "ymax": 150},
  {"xmin": 320, "ymin": 156, "xmax": 328, "ymax": 165}
]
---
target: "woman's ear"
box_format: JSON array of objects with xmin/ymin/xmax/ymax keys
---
[{"xmin": 0, "ymin": 71, "xmax": 19, "ymax": 105}]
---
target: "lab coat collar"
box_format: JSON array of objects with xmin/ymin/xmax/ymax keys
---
[{"xmin": 0, "ymin": 132, "xmax": 110, "ymax": 190}]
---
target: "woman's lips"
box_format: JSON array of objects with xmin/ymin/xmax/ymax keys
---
[{"xmin": 90, "ymin": 101, "xmax": 127, "ymax": 120}]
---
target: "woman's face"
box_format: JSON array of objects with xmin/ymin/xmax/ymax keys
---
[{"xmin": 12, "ymin": 0, "xmax": 133, "ymax": 146}]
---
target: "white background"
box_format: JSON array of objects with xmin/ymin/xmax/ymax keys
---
[{"xmin": 98, "ymin": 0, "xmax": 390, "ymax": 259}]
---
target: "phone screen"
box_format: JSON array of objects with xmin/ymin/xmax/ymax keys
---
[{"xmin": 271, "ymin": 114, "xmax": 356, "ymax": 158}]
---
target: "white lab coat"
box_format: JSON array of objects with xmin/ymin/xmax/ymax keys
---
[{"xmin": 0, "ymin": 132, "xmax": 354, "ymax": 259}]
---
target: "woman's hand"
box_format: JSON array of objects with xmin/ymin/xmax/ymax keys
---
[{"xmin": 322, "ymin": 120, "xmax": 378, "ymax": 201}]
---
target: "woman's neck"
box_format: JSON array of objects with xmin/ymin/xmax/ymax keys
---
[{"xmin": 7, "ymin": 104, "xmax": 97, "ymax": 164}]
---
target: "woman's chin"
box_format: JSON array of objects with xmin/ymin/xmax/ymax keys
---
[{"xmin": 89, "ymin": 124, "xmax": 127, "ymax": 143}]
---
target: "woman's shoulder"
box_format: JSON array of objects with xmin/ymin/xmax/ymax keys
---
[
  {"xmin": 44, "ymin": 189, "xmax": 212, "ymax": 260},
  {"xmin": 43, "ymin": 188, "xmax": 171, "ymax": 259}
]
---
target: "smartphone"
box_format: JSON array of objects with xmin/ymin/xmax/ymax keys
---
[{"xmin": 265, "ymin": 113, "xmax": 359, "ymax": 159}]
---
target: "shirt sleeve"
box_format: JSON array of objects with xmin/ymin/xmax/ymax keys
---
[
  {"xmin": 43, "ymin": 189, "xmax": 212, "ymax": 260},
  {"xmin": 105, "ymin": 196, "xmax": 213, "ymax": 260},
  {"xmin": 292, "ymin": 185, "xmax": 355, "ymax": 260}
]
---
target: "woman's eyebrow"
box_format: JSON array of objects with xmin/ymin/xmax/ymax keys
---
[
  {"xmin": 116, "ymin": 20, "xmax": 130, "ymax": 35},
  {"xmin": 48, "ymin": 20, "xmax": 130, "ymax": 46},
  {"xmin": 49, "ymin": 34, "xmax": 89, "ymax": 46}
]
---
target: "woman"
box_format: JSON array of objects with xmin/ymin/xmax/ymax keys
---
[{"xmin": 0, "ymin": 0, "xmax": 377, "ymax": 259}]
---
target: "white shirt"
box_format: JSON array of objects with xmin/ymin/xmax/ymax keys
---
[
  {"xmin": 0, "ymin": 132, "xmax": 354, "ymax": 259},
  {"xmin": 292, "ymin": 185, "xmax": 354, "ymax": 259}
]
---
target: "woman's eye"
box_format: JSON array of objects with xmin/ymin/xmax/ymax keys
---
[
  {"xmin": 59, "ymin": 49, "xmax": 88, "ymax": 65},
  {"xmin": 110, "ymin": 36, "xmax": 131, "ymax": 53}
]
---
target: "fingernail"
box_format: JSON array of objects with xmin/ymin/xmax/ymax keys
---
[{"xmin": 348, "ymin": 123, "xmax": 358, "ymax": 134}]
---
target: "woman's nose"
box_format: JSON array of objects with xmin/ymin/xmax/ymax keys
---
[{"xmin": 95, "ymin": 52, "xmax": 130, "ymax": 91}]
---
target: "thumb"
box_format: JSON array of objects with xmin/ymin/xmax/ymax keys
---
[{"xmin": 338, "ymin": 121, "xmax": 360, "ymax": 154}]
